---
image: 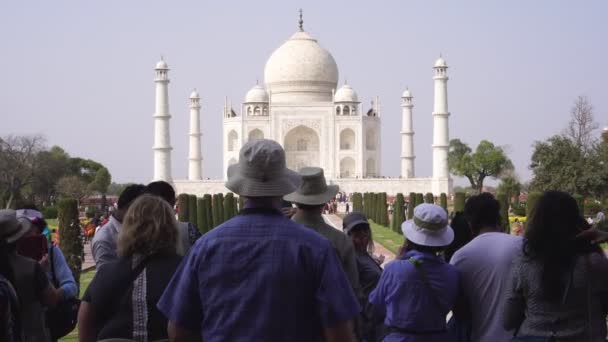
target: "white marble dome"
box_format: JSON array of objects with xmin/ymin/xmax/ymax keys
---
[
  {"xmin": 264, "ymin": 30, "xmax": 338, "ymax": 102},
  {"xmin": 334, "ymin": 84, "xmax": 358, "ymax": 102},
  {"xmin": 434, "ymin": 57, "xmax": 447, "ymax": 68},
  {"xmin": 402, "ymin": 88, "xmax": 412, "ymax": 98},
  {"xmin": 156, "ymin": 59, "xmax": 168, "ymax": 69},
  {"xmin": 190, "ymin": 89, "xmax": 199, "ymax": 99},
  {"xmin": 244, "ymin": 84, "xmax": 269, "ymax": 103}
]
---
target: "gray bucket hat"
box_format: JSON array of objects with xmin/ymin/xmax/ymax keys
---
[
  {"xmin": 402, "ymin": 203, "xmax": 454, "ymax": 247},
  {"xmin": 0, "ymin": 209, "xmax": 31, "ymax": 244},
  {"xmin": 284, "ymin": 167, "xmax": 339, "ymax": 205},
  {"xmin": 342, "ymin": 212, "xmax": 370, "ymax": 234},
  {"xmin": 225, "ymin": 139, "xmax": 302, "ymax": 197}
]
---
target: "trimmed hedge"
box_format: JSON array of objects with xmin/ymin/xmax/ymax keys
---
[
  {"xmin": 454, "ymin": 192, "xmax": 466, "ymax": 213},
  {"xmin": 526, "ymin": 192, "xmax": 542, "ymax": 225},
  {"xmin": 224, "ymin": 193, "xmax": 235, "ymax": 221},
  {"xmin": 392, "ymin": 193, "xmax": 405, "ymax": 234},
  {"xmin": 424, "ymin": 192, "xmax": 434, "ymax": 204},
  {"xmin": 58, "ymin": 198, "xmax": 83, "ymax": 289},
  {"xmin": 177, "ymin": 194, "xmax": 190, "ymax": 222},
  {"xmin": 415, "ymin": 193, "xmax": 424, "ymax": 208},
  {"xmin": 188, "ymin": 194, "xmax": 197, "ymax": 226},
  {"xmin": 352, "ymin": 193, "xmax": 364, "ymax": 213},
  {"xmin": 407, "ymin": 193, "xmax": 416, "ymax": 219},
  {"xmin": 196, "ymin": 197, "xmax": 207, "ymax": 234},
  {"xmin": 203, "ymin": 194, "xmax": 213, "ymax": 230},
  {"xmin": 440, "ymin": 193, "xmax": 448, "ymax": 212},
  {"xmin": 497, "ymin": 193, "xmax": 510, "ymax": 233}
]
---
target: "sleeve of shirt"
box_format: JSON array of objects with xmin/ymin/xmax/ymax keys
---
[
  {"xmin": 503, "ymin": 258, "xmax": 525, "ymax": 330},
  {"xmin": 369, "ymin": 263, "xmax": 393, "ymax": 318},
  {"xmin": 342, "ymin": 238, "xmax": 362, "ymax": 301},
  {"xmin": 157, "ymin": 246, "xmax": 203, "ymax": 332},
  {"xmin": 315, "ymin": 241, "xmax": 361, "ymax": 328},
  {"xmin": 33, "ymin": 262, "xmax": 51, "ymax": 301},
  {"xmin": 51, "ymin": 246, "xmax": 78, "ymax": 300},
  {"xmin": 91, "ymin": 235, "xmax": 117, "ymax": 269}
]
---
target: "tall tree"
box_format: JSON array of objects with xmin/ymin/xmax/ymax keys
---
[
  {"xmin": 529, "ymin": 135, "xmax": 604, "ymax": 197},
  {"xmin": 564, "ymin": 95, "xmax": 598, "ymax": 150},
  {"xmin": 55, "ymin": 176, "xmax": 89, "ymax": 201},
  {"xmin": 497, "ymin": 174, "xmax": 522, "ymax": 207},
  {"xmin": 448, "ymin": 139, "xmax": 513, "ymax": 193},
  {"xmin": 0, "ymin": 135, "xmax": 45, "ymax": 208}
]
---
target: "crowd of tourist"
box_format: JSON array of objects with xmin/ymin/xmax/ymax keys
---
[{"xmin": 1, "ymin": 138, "xmax": 608, "ymax": 341}]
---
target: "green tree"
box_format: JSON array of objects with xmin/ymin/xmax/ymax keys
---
[
  {"xmin": 203, "ymin": 194, "xmax": 213, "ymax": 229},
  {"xmin": 415, "ymin": 193, "xmax": 424, "ymax": 208},
  {"xmin": 497, "ymin": 193, "xmax": 510, "ymax": 233},
  {"xmin": 380, "ymin": 193, "xmax": 388, "ymax": 226},
  {"xmin": 88, "ymin": 167, "xmax": 111, "ymax": 195},
  {"xmin": 407, "ymin": 193, "xmax": 416, "ymax": 219},
  {"xmin": 497, "ymin": 175, "xmax": 522, "ymax": 207},
  {"xmin": 177, "ymin": 194, "xmax": 189, "ymax": 222},
  {"xmin": 530, "ymin": 135, "xmax": 605, "ymax": 197},
  {"xmin": 238, "ymin": 196, "xmax": 245, "ymax": 213},
  {"xmin": 573, "ymin": 194, "xmax": 584, "ymax": 216},
  {"xmin": 392, "ymin": 193, "xmax": 405, "ymax": 234},
  {"xmin": 0, "ymin": 135, "xmax": 45, "ymax": 208},
  {"xmin": 526, "ymin": 192, "xmax": 541, "ymax": 222},
  {"xmin": 424, "ymin": 192, "xmax": 434, "ymax": 204},
  {"xmin": 352, "ymin": 193, "xmax": 363, "ymax": 212},
  {"xmin": 448, "ymin": 139, "xmax": 514, "ymax": 193},
  {"xmin": 55, "ymin": 175, "xmax": 89, "ymax": 202},
  {"xmin": 224, "ymin": 193, "xmax": 235, "ymax": 221},
  {"xmin": 196, "ymin": 197, "xmax": 207, "ymax": 234},
  {"xmin": 454, "ymin": 192, "xmax": 466, "ymax": 213},
  {"xmin": 440, "ymin": 193, "xmax": 448, "ymax": 211},
  {"xmin": 188, "ymin": 195, "xmax": 197, "ymax": 227},
  {"xmin": 58, "ymin": 198, "xmax": 83, "ymax": 289}
]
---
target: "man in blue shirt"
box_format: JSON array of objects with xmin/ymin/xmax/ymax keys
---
[{"xmin": 157, "ymin": 139, "xmax": 360, "ymax": 342}]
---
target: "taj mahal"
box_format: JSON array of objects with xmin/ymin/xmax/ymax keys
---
[{"xmin": 152, "ymin": 15, "xmax": 453, "ymax": 196}]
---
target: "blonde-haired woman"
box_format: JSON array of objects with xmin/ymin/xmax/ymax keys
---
[{"xmin": 78, "ymin": 194, "xmax": 184, "ymax": 342}]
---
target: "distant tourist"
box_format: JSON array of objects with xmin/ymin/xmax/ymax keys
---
[
  {"xmin": 91, "ymin": 184, "xmax": 145, "ymax": 269},
  {"xmin": 370, "ymin": 203, "xmax": 458, "ymax": 341},
  {"xmin": 78, "ymin": 194, "xmax": 183, "ymax": 342},
  {"xmin": 144, "ymin": 180, "xmax": 201, "ymax": 254},
  {"xmin": 504, "ymin": 191, "xmax": 608, "ymax": 340},
  {"xmin": 450, "ymin": 193, "xmax": 521, "ymax": 341},
  {"xmin": 157, "ymin": 139, "xmax": 360, "ymax": 341},
  {"xmin": 286, "ymin": 167, "xmax": 362, "ymax": 305},
  {"xmin": 343, "ymin": 212, "xmax": 384, "ymax": 342},
  {"xmin": 0, "ymin": 209, "xmax": 62, "ymax": 342}
]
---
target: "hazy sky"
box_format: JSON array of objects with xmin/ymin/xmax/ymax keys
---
[{"xmin": 1, "ymin": 1, "xmax": 607, "ymax": 186}]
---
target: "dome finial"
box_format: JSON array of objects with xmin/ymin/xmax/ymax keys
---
[{"xmin": 298, "ymin": 9, "xmax": 304, "ymax": 31}]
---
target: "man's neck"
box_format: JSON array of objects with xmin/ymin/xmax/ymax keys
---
[
  {"xmin": 478, "ymin": 226, "xmax": 501, "ymax": 235},
  {"xmin": 245, "ymin": 197, "xmax": 283, "ymax": 210}
]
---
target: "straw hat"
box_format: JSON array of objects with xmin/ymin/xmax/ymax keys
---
[
  {"xmin": 225, "ymin": 139, "xmax": 301, "ymax": 197},
  {"xmin": 402, "ymin": 203, "xmax": 454, "ymax": 247},
  {"xmin": 0, "ymin": 209, "xmax": 31, "ymax": 244},
  {"xmin": 284, "ymin": 167, "xmax": 338, "ymax": 205}
]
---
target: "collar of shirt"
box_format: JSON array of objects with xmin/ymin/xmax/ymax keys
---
[
  {"xmin": 401, "ymin": 249, "xmax": 445, "ymax": 265},
  {"xmin": 292, "ymin": 211, "xmax": 325, "ymax": 226}
]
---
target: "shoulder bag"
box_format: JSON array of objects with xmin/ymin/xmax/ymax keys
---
[{"xmin": 46, "ymin": 245, "xmax": 81, "ymax": 340}]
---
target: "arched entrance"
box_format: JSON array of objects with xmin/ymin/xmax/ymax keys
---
[
  {"xmin": 284, "ymin": 125, "xmax": 320, "ymax": 171},
  {"xmin": 340, "ymin": 157, "xmax": 355, "ymax": 178}
]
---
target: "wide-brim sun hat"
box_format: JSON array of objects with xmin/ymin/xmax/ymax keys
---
[
  {"xmin": 402, "ymin": 203, "xmax": 454, "ymax": 247},
  {"xmin": 0, "ymin": 209, "xmax": 31, "ymax": 244},
  {"xmin": 226, "ymin": 139, "xmax": 302, "ymax": 197},
  {"xmin": 284, "ymin": 167, "xmax": 338, "ymax": 205}
]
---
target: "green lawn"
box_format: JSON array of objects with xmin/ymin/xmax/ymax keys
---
[
  {"xmin": 58, "ymin": 269, "xmax": 96, "ymax": 342},
  {"xmin": 369, "ymin": 221, "xmax": 404, "ymax": 255}
]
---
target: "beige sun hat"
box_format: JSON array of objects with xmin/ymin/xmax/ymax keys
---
[
  {"xmin": 284, "ymin": 167, "xmax": 339, "ymax": 205},
  {"xmin": 225, "ymin": 139, "xmax": 302, "ymax": 197},
  {"xmin": 402, "ymin": 203, "xmax": 454, "ymax": 247}
]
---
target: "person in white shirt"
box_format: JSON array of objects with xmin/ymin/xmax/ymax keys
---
[{"xmin": 450, "ymin": 193, "xmax": 522, "ymax": 342}]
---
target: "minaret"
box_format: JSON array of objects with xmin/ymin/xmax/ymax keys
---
[
  {"xmin": 188, "ymin": 89, "xmax": 202, "ymax": 180},
  {"xmin": 400, "ymin": 88, "xmax": 415, "ymax": 178},
  {"xmin": 432, "ymin": 56, "xmax": 450, "ymax": 180},
  {"xmin": 153, "ymin": 57, "xmax": 173, "ymax": 182}
]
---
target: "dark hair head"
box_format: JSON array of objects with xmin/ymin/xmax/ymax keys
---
[
  {"xmin": 145, "ymin": 181, "xmax": 176, "ymax": 206},
  {"xmin": 295, "ymin": 203, "xmax": 325, "ymax": 211},
  {"xmin": 524, "ymin": 191, "xmax": 596, "ymax": 299},
  {"xmin": 117, "ymin": 184, "xmax": 146, "ymax": 210},
  {"xmin": 444, "ymin": 212, "xmax": 473, "ymax": 262},
  {"xmin": 348, "ymin": 223, "xmax": 375, "ymax": 254},
  {"xmin": 464, "ymin": 192, "xmax": 501, "ymax": 235}
]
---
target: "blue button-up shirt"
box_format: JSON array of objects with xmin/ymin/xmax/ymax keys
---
[
  {"xmin": 369, "ymin": 250, "xmax": 459, "ymax": 342},
  {"xmin": 157, "ymin": 208, "xmax": 360, "ymax": 341}
]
